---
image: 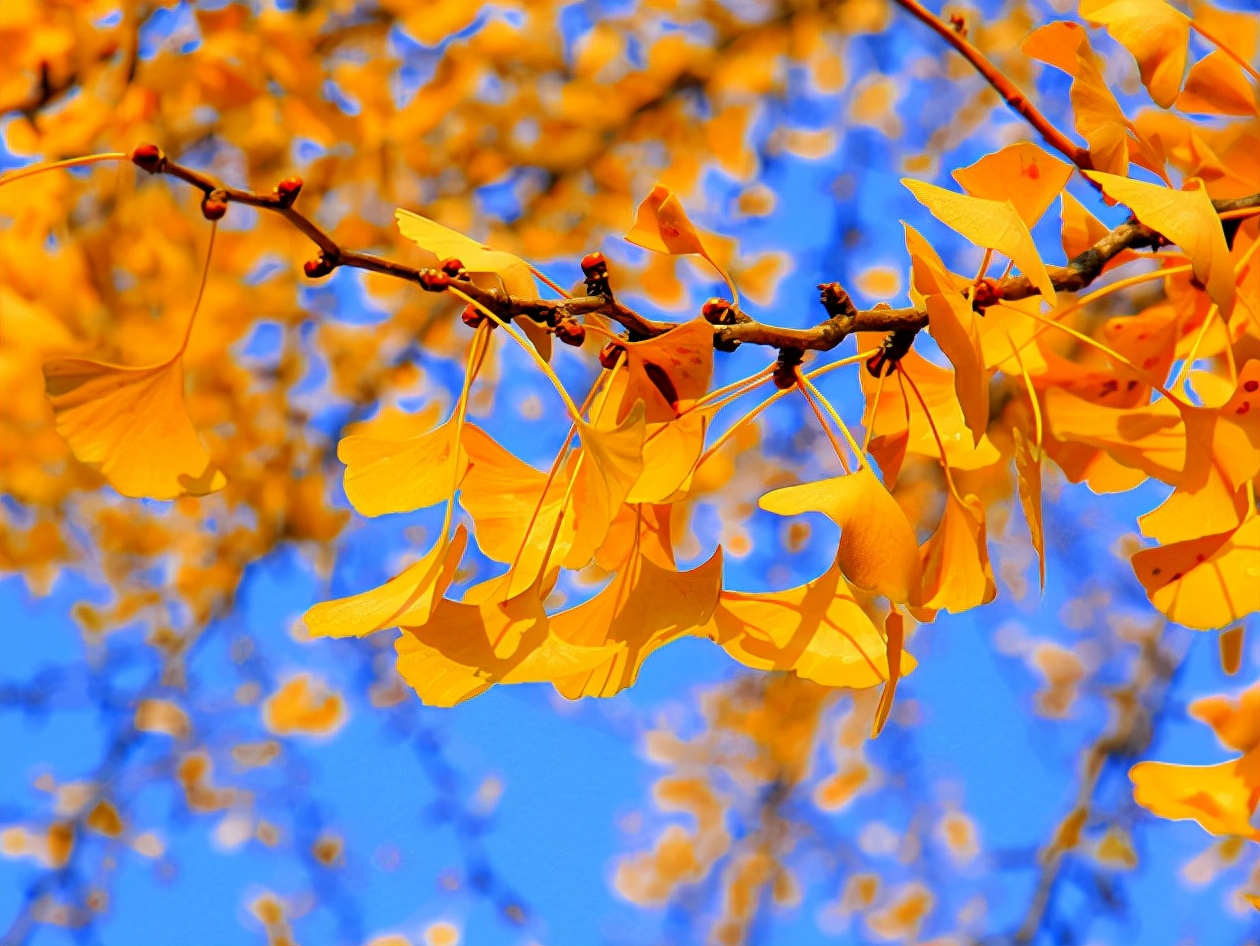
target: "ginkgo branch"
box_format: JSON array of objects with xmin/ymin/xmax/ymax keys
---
[
  {"xmin": 127, "ymin": 146, "xmax": 1259, "ymax": 358},
  {"xmin": 891, "ymin": 0, "xmax": 1092, "ymax": 171}
]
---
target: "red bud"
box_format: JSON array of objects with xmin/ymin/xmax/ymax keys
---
[{"xmin": 131, "ymin": 143, "xmax": 165, "ymax": 173}]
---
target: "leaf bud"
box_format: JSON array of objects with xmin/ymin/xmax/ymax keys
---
[
  {"xmin": 440, "ymin": 258, "xmax": 465, "ymax": 278},
  {"xmin": 303, "ymin": 256, "xmax": 334, "ymax": 279},
  {"xmin": 419, "ymin": 269, "xmax": 451, "ymax": 291},
  {"xmin": 598, "ymin": 342, "xmax": 624, "ymax": 370},
  {"xmin": 702, "ymin": 297, "xmax": 735, "ymax": 325},
  {"xmin": 461, "ymin": 304, "xmax": 487, "ymax": 329},
  {"xmin": 201, "ymin": 195, "xmax": 228, "ymax": 221},
  {"xmin": 130, "ymin": 143, "xmax": 165, "ymax": 173},
  {"xmin": 274, "ymin": 176, "xmax": 304, "ymax": 207},
  {"xmin": 555, "ymin": 319, "xmax": 586, "ymax": 347},
  {"xmin": 580, "ymin": 252, "xmax": 607, "ymax": 276}
]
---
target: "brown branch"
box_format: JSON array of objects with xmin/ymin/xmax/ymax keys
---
[
  {"xmin": 1011, "ymin": 633, "xmax": 1181, "ymax": 944},
  {"xmin": 129, "ymin": 145, "xmax": 1258, "ymax": 357},
  {"xmin": 891, "ymin": 0, "xmax": 1093, "ymax": 172}
]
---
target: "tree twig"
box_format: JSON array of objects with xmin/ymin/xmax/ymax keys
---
[{"xmin": 128, "ymin": 145, "xmax": 1258, "ymax": 355}]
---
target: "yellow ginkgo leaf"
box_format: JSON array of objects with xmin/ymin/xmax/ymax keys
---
[
  {"xmin": 917, "ymin": 491, "xmax": 997, "ymax": 614},
  {"xmin": 1080, "ymin": 0, "xmax": 1191, "ymax": 109},
  {"xmin": 1176, "ymin": 51, "xmax": 1259, "ymax": 117},
  {"xmin": 759, "ymin": 466, "xmax": 922, "ymax": 604},
  {"xmin": 1131, "ymin": 514, "xmax": 1260, "ymax": 630},
  {"xmin": 338, "ymin": 417, "xmax": 468, "ymax": 517},
  {"xmin": 43, "ymin": 356, "xmax": 226, "ymax": 501},
  {"xmin": 952, "ymin": 142, "xmax": 1074, "ymax": 229},
  {"xmin": 562, "ymin": 402, "xmax": 648, "ymax": 570},
  {"xmin": 1189, "ymin": 682, "xmax": 1260, "ymax": 753},
  {"xmin": 395, "ymin": 209, "xmax": 550, "ymax": 359},
  {"xmin": 628, "ymin": 413, "xmax": 708, "ymax": 504},
  {"xmin": 902, "ymin": 179, "xmax": 1057, "ymax": 304},
  {"xmin": 303, "ymin": 526, "xmax": 469, "ymax": 638},
  {"xmin": 1022, "ymin": 22, "xmax": 1136, "ymax": 176},
  {"xmin": 1014, "ymin": 427, "xmax": 1046, "ymax": 592},
  {"xmin": 1045, "ymin": 388, "xmax": 1186, "ymax": 484},
  {"xmin": 707, "ymin": 559, "xmax": 915, "ymax": 689},
  {"xmin": 551, "ymin": 548, "xmax": 723, "ymax": 699},
  {"xmin": 905, "ymin": 224, "xmax": 989, "ymax": 446},
  {"xmin": 1084, "ymin": 172, "xmax": 1234, "ymax": 317},
  {"xmin": 625, "ymin": 184, "xmax": 738, "ymax": 304},
  {"xmin": 1130, "ymin": 751, "xmax": 1260, "ymax": 840},
  {"xmin": 872, "ymin": 610, "xmax": 905, "ymax": 737},
  {"xmin": 394, "ymin": 585, "xmax": 623, "ymax": 707},
  {"xmin": 616, "ymin": 318, "xmax": 716, "ymax": 424}
]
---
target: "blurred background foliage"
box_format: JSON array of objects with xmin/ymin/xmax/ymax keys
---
[{"xmin": 0, "ymin": 0, "xmax": 1257, "ymax": 944}]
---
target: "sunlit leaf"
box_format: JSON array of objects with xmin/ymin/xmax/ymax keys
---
[
  {"xmin": 1080, "ymin": 0, "xmax": 1191, "ymax": 109},
  {"xmin": 903, "ymin": 179, "xmax": 1057, "ymax": 304},
  {"xmin": 759, "ymin": 466, "xmax": 922, "ymax": 604},
  {"xmin": 338, "ymin": 416, "xmax": 469, "ymax": 517},
  {"xmin": 43, "ymin": 357, "xmax": 225, "ymax": 500},
  {"xmin": 1130, "ymin": 751, "xmax": 1260, "ymax": 840},
  {"xmin": 916, "ymin": 492, "xmax": 997, "ymax": 614},
  {"xmin": 303, "ymin": 527, "xmax": 469, "ymax": 638},
  {"xmin": 952, "ymin": 142, "xmax": 1074, "ymax": 229}
]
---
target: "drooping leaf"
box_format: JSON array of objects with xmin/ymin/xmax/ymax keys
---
[
  {"xmin": 1014, "ymin": 427, "xmax": 1046, "ymax": 591},
  {"xmin": 43, "ymin": 356, "xmax": 225, "ymax": 500},
  {"xmin": 563, "ymin": 402, "xmax": 648, "ymax": 569},
  {"xmin": 902, "ymin": 179, "xmax": 1057, "ymax": 304},
  {"xmin": 1022, "ymin": 22, "xmax": 1153, "ymax": 177},
  {"xmin": 1084, "ymin": 171, "xmax": 1235, "ymax": 317},
  {"xmin": 616, "ymin": 318, "xmax": 715, "ymax": 424},
  {"xmin": 952, "ymin": 142, "xmax": 1074, "ymax": 229},
  {"xmin": 303, "ymin": 526, "xmax": 469, "ymax": 638},
  {"xmin": 1080, "ymin": 0, "xmax": 1191, "ymax": 109},
  {"xmin": 394, "ymin": 584, "xmax": 622, "ymax": 707},
  {"xmin": 871, "ymin": 609, "xmax": 905, "ymax": 737},
  {"xmin": 1176, "ymin": 51, "xmax": 1260, "ymax": 117},
  {"xmin": 905, "ymin": 224, "xmax": 989, "ymax": 446},
  {"xmin": 624, "ymin": 184, "xmax": 737, "ymax": 303},
  {"xmin": 1131, "ymin": 514, "xmax": 1260, "ymax": 630},
  {"xmin": 708, "ymin": 559, "xmax": 916, "ymax": 689},
  {"xmin": 759, "ymin": 466, "xmax": 922, "ymax": 604},
  {"xmin": 338, "ymin": 416, "xmax": 469, "ymax": 517},
  {"xmin": 1130, "ymin": 751, "xmax": 1260, "ymax": 840},
  {"xmin": 628, "ymin": 413, "xmax": 708, "ymax": 504},
  {"xmin": 916, "ymin": 491, "xmax": 997, "ymax": 614},
  {"xmin": 551, "ymin": 548, "xmax": 723, "ymax": 699}
]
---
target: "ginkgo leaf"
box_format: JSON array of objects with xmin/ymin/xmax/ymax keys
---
[
  {"xmin": 303, "ymin": 526, "xmax": 469, "ymax": 638},
  {"xmin": 871, "ymin": 610, "xmax": 905, "ymax": 737},
  {"xmin": 1131, "ymin": 514, "xmax": 1260, "ymax": 630},
  {"xmin": 338, "ymin": 417, "xmax": 469, "ymax": 517},
  {"xmin": 952, "ymin": 142, "xmax": 1074, "ymax": 229},
  {"xmin": 551, "ymin": 548, "xmax": 723, "ymax": 699},
  {"xmin": 1080, "ymin": 0, "xmax": 1191, "ymax": 109},
  {"xmin": 262, "ymin": 674, "xmax": 346, "ymax": 737},
  {"xmin": 707, "ymin": 559, "xmax": 916, "ymax": 689},
  {"xmin": 902, "ymin": 179, "xmax": 1057, "ymax": 304},
  {"xmin": 1130, "ymin": 751, "xmax": 1260, "ymax": 840},
  {"xmin": 1045, "ymin": 388, "xmax": 1186, "ymax": 484},
  {"xmin": 43, "ymin": 356, "xmax": 226, "ymax": 501},
  {"xmin": 625, "ymin": 184, "xmax": 737, "ymax": 304},
  {"xmin": 396, "ymin": 209, "xmax": 537, "ymax": 298},
  {"xmin": 563, "ymin": 402, "xmax": 648, "ymax": 570},
  {"xmin": 1189, "ymin": 682, "xmax": 1260, "ymax": 753},
  {"xmin": 616, "ymin": 318, "xmax": 716, "ymax": 424},
  {"xmin": 1176, "ymin": 51, "xmax": 1259, "ymax": 117},
  {"xmin": 394, "ymin": 584, "xmax": 622, "ymax": 707},
  {"xmin": 1014, "ymin": 427, "xmax": 1046, "ymax": 591},
  {"xmin": 906, "ymin": 225, "xmax": 989, "ymax": 446},
  {"xmin": 1084, "ymin": 172, "xmax": 1235, "ymax": 318},
  {"xmin": 917, "ymin": 492, "xmax": 997, "ymax": 614},
  {"xmin": 628, "ymin": 413, "xmax": 708, "ymax": 504},
  {"xmin": 1022, "ymin": 22, "xmax": 1136, "ymax": 176},
  {"xmin": 395, "ymin": 209, "xmax": 550, "ymax": 358},
  {"xmin": 759, "ymin": 466, "xmax": 922, "ymax": 604},
  {"xmin": 459, "ymin": 423, "xmax": 576, "ymax": 577}
]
